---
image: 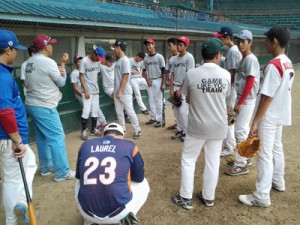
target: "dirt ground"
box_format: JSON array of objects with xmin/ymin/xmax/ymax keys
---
[{"xmin": 1, "ymin": 70, "xmax": 300, "ymax": 225}]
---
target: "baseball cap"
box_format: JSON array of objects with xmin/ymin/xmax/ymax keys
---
[
  {"xmin": 73, "ymin": 55, "xmax": 83, "ymax": 63},
  {"xmin": 235, "ymin": 30, "xmax": 253, "ymax": 40},
  {"xmin": 0, "ymin": 30, "xmax": 26, "ymax": 50},
  {"xmin": 143, "ymin": 38, "xmax": 155, "ymax": 45},
  {"xmin": 33, "ymin": 34, "xmax": 57, "ymax": 49},
  {"xmin": 93, "ymin": 45, "xmax": 106, "ymax": 62},
  {"xmin": 113, "ymin": 40, "xmax": 127, "ymax": 52},
  {"xmin": 201, "ymin": 37, "xmax": 225, "ymax": 55},
  {"xmin": 213, "ymin": 27, "xmax": 233, "ymax": 38},
  {"xmin": 103, "ymin": 123, "xmax": 125, "ymax": 136},
  {"xmin": 176, "ymin": 36, "xmax": 190, "ymax": 46},
  {"xmin": 105, "ymin": 54, "xmax": 115, "ymax": 62}
]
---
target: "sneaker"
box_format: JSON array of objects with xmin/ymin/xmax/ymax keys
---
[
  {"xmin": 154, "ymin": 122, "xmax": 162, "ymax": 128},
  {"xmin": 54, "ymin": 170, "xmax": 76, "ymax": 182},
  {"xmin": 97, "ymin": 124, "xmax": 107, "ymax": 132},
  {"xmin": 239, "ymin": 194, "xmax": 271, "ymax": 207},
  {"xmin": 167, "ymin": 124, "xmax": 177, "ymax": 130},
  {"xmin": 198, "ymin": 192, "xmax": 214, "ymax": 207},
  {"xmin": 227, "ymin": 159, "xmax": 252, "ymax": 167},
  {"xmin": 272, "ymin": 183, "xmax": 285, "ymax": 192},
  {"xmin": 146, "ymin": 119, "xmax": 156, "ymax": 125},
  {"xmin": 172, "ymin": 194, "xmax": 193, "ymax": 210},
  {"xmin": 220, "ymin": 147, "xmax": 234, "ymax": 157},
  {"xmin": 125, "ymin": 117, "xmax": 131, "ymax": 123},
  {"xmin": 90, "ymin": 129, "xmax": 100, "ymax": 136},
  {"xmin": 133, "ymin": 131, "xmax": 141, "ymax": 139},
  {"xmin": 14, "ymin": 203, "xmax": 29, "ymax": 223},
  {"xmin": 180, "ymin": 133, "xmax": 186, "ymax": 142},
  {"xmin": 81, "ymin": 129, "xmax": 88, "ymax": 141},
  {"xmin": 41, "ymin": 171, "xmax": 52, "ymax": 177},
  {"xmin": 225, "ymin": 165, "xmax": 249, "ymax": 176},
  {"xmin": 141, "ymin": 110, "xmax": 149, "ymax": 115},
  {"xmin": 171, "ymin": 131, "xmax": 183, "ymax": 140}
]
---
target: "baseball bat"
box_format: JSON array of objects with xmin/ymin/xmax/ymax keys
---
[
  {"xmin": 17, "ymin": 158, "xmax": 39, "ymax": 225},
  {"xmin": 162, "ymin": 90, "xmax": 166, "ymax": 127}
]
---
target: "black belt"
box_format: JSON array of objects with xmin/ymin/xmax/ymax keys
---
[{"xmin": 150, "ymin": 77, "xmax": 161, "ymax": 80}]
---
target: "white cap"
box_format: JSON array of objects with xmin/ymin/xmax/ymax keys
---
[
  {"xmin": 235, "ymin": 30, "xmax": 253, "ymax": 40},
  {"xmin": 103, "ymin": 123, "xmax": 124, "ymax": 136}
]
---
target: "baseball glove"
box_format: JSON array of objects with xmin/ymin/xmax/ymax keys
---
[
  {"xmin": 167, "ymin": 91, "xmax": 182, "ymax": 107},
  {"xmin": 120, "ymin": 212, "xmax": 138, "ymax": 225},
  {"xmin": 237, "ymin": 137, "xmax": 260, "ymax": 158},
  {"xmin": 227, "ymin": 110, "xmax": 236, "ymax": 126}
]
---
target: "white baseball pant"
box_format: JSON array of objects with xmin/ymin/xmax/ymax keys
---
[
  {"xmin": 180, "ymin": 134, "xmax": 223, "ymax": 201},
  {"xmin": 253, "ymin": 119, "xmax": 284, "ymax": 204},
  {"xmin": 234, "ymin": 98, "xmax": 256, "ymax": 167},
  {"xmin": 130, "ymin": 78, "xmax": 148, "ymax": 111},
  {"xmin": 173, "ymin": 85, "xmax": 188, "ymax": 134},
  {"xmin": 75, "ymin": 178, "xmax": 150, "ymax": 224},
  {"xmin": 80, "ymin": 94, "xmax": 107, "ymax": 125},
  {"xmin": 147, "ymin": 78, "xmax": 163, "ymax": 122},
  {"xmin": 114, "ymin": 94, "xmax": 141, "ymax": 133},
  {"xmin": 0, "ymin": 140, "xmax": 37, "ymax": 225},
  {"xmin": 223, "ymin": 87, "xmax": 237, "ymax": 150}
]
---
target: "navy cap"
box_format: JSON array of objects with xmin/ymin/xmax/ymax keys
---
[
  {"xmin": 0, "ymin": 30, "xmax": 26, "ymax": 50},
  {"xmin": 213, "ymin": 27, "xmax": 233, "ymax": 38}
]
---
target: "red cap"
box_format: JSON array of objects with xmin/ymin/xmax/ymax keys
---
[
  {"xmin": 73, "ymin": 56, "xmax": 83, "ymax": 63},
  {"xmin": 176, "ymin": 36, "xmax": 190, "ymax": 46},
  {"xmin": 33, "ymin": 34, "xmax": 57, "ymax": 49},
  {"xmin": 144, "ymin": 38, "xmax": 155, "ymax": 45}
]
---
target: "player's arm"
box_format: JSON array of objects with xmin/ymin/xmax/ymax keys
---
[
  {"xmin": 234, "ymin": 75, "xmax": 255, "ymax": 113},
  {"xmin": 228, "ymin": 69, "xmax": 236, "ymax": 84},
  {"xmin": 170, "ymin": 72, "xmax": 175, "ymax": 96},
  {"xmin": 131, "ymin": 146, "xmax": 145, "ymax": 183},
  {"xmin": 72, "ymin": 83, "xmax": 82, "ymax": 97},
  {"xmin": 161, "ymin": 67, "xmax": 166, "ymax": 92},
  {"xmin": 116, "ymin": 73, "xmax": 129, "ymax": 99}
]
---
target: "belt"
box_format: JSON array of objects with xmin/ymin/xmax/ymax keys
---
[
  {"xmin": 85, "ymin": 205, "xmax": 126, "ymax": 218},
  {"xmin": 150, "ymin": 77, "xmax": 161, "ymax": 80}
]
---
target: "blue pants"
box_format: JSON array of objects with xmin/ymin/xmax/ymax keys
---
[{"xmin": 27, "ymin": 105, "xmax": 70, "ymax": 179}]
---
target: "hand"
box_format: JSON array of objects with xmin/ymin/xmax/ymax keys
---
[
  {"xmin": 160, "ymin": 85, "xmax": 165, "ymax": 93},
  {"xmin": 249, "ymin": 122, "xmax": 258, "ymax": 138},
  {"xmin": 116, "ymin": 91, "xmax": 121, "ymax": 99},
  {"xmin": 176, "ymin": 89, "xmax": 182, "ymax": 98},
  {"xmin": 61, "ymin": 53, "xmax": 69, "ymax": 64},
  {"xmin": 84, "ymin": 91, "xmax": 90, "ymax": 100},
  {"xmin": 234, "ymin": 103, "xmax": 242, "ymax": 113},
  {"xmin": 186, "ymin": 95, "xmax": 190, "ymax": 104},
  {"xmin": 147, "ymin": 80, "xmax": 152, "ymax": 87},
  {"xmin": 12, "ymin": 143, "xmax": 26, "ymax": 158},
  {"xmin": 58, "ymin": 66, "xmax": 65, "ymax": 76}
]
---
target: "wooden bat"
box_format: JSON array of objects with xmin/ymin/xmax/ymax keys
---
[{"xmin": 18, "ymin": 158, "xmax": 39, "ymax": 225}]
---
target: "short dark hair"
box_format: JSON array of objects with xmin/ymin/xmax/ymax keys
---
[
  {"xmin": 201, "ymin": 49, "xmax": 219, "ymax": 61},
  {"xmin": 137, "ymin": 51, "xmax": 145, "ymax": 59},
  {"xmin": 167, "ymin": 38, "xmax": 177, "ymax": 45},
  {"xmin": 265, "ymin": 27, "xmax": 290, "ymax": 48},
  {"xmin": 0, "ymin": 48, "xmax": 6, "ymax": 55},
  {"xmin": 28, "ymin": 45, "xmax": 35, "ymax": 56},
  {"xmin": 103, "ymin": 130, "xmax": 123, "ymax": 136}
]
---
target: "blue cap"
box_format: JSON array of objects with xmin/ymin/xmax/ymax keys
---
[
  {"xmin": 213, "ymin": 27, "xmax": 233, "ymax": 38},
  {"xmin": 93, "ymin": 45, "xmax": 106, "ymax": 62},
  {"xmin": 0, "ymin": 30, "xmax": 26, "ymax": 50}
]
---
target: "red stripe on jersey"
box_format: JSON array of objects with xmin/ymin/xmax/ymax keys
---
[
  {"xmin": 264, "ymin": 58, "xmax": 283, "ymax": 78},
  {"xmin": 0, "ymin": 108, "xmax": 18, "ymax": 134}
]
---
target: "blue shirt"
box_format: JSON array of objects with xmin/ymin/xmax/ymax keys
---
[
  {"xmin": 76, "ymin": 136, "xmax": 145, "ymax": 217},
  {"xmin": 0, "ymin": 63, "xmax": 29, "ymax": 144}
]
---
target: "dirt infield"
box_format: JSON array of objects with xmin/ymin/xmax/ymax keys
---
[{"xmin": 1, "ymin": 69, "xmax": 300, "ymax": 225}]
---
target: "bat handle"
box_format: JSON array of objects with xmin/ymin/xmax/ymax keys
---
[{"xmin": 18, "ymin": 158, "xmax": 32, "ymax": 203}]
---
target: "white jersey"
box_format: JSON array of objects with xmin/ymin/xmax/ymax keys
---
[
  {"xmin": 166, "ymin": 54, "xmax": 178, "ymax": 79},
  {"xmin": 235, "ymin": 53, "xmax": 260, "ymax": 99},
  {"xmin": 100, "ymin": 64, "xmax": 115, "ymax": 92},
  {"xmin": 225, "ymin": 45, "xmax": 242, "ymax": 70},
  {"xmin": 130, "ymin": 57, "xmax": 143, "ymax": 79},
  {"xmin": 183, "ymin": 63, "xmax": 231, "ymax": 139},
  {"xmin": 143, "ymin": 53, "xmax": 165, "ymax": 80},
  {"xmin": 79, "ymin": 56, "xmax": 101, "ymax": 94},
  {"xmin": 70, "ymin": 68, "xmax": 82, "ymax": 92},
  {"xmin": 261, "ymin": 54, "xmax": 294, "ymax": 125},
  {"xmin": 114, "ymin": 55, "xmax": 132, "ymax": 96},
  {"xmin": 171, "ymin": 52, "xmax": 195, "ymax": 85},
  {"xmin": 20, "ymin": 60, "xmax": 28, "ymax": 81}
]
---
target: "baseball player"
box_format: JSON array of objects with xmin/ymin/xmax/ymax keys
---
[
  {"xmin": 79, "ymin": 45, "xmax": 107, "ymax": 140},
  {"xmin": 70, "ymin": 56, "xmax": 107, "ymax": 135},
  {"xmin": 0, "ymin": 29, "xmax": 37, "ymax": 224},
  {"xmin": 172, "ymin": 38, "xmax": 230, "ymax": 208},
  {"xmin": 166, "ymin": 38, "xmax": 179, "ymax": 131},
  {"xmin": 239, "ymin": 27, "xmax": 294, "ymax": 207},
  {"xmin": 100, "ymin": 54, "xmax": 115, "ymax": 97},
  {"xmin": 170, "ymin": 36, "xmax": 195, "ymax": 142},
  {"xmin": 112, "ymin": 40, "xmax": 142, "ymax": 139},
  {"xmin": 225, "ymin": 30, "xmax": 260, "ymax": 176},
  {"xmin": 75, "ymin": 123, "xmax": 150, "ymax": 224},
  {"xmin": 143, "ymin": 38, "xmax": 166, "ymax": 128},
  {"xmin": 129, "ymin": 51, "xmax": 149, "ymax": 115},
  {"xmin": 20, "ymin": 45, "xmax": 35, "ymax": 97},
  {"xmin": 214, "ymin": 27, "xmax": 242, "ymax": 156}
]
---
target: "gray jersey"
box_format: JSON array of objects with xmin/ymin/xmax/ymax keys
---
[
  {"xmin": 171, "ymin": 52, "xmax": 195, "ymax": 85},
  {"xmin": 130, "ymin": 57, "xmax": 143, "ymax": 79},
  {"xmin": 70, "ymin": 68, "xmax": 82, "ymax": 92},
  {"xmin": 143, "ymin": 53, "xmax": 165, "ymax": 80},
  {"xmin": 114, "ymin": 55, "xmax": 132, "ymax": 96},
  {"xmin": 25, "ymin": 53, "xmax": 66, "ymax": 108},
  {"xmin": 225, "ymin": 45, "xmax": 242, "ymax": 70},
  {"xmin": 79, "ymin": 56, "xmax": 101, "ymax": 94},
  {"xmin": 235, "ymin": 53, "xmax": 260, "ymax": 99},
  {"xmin": 100, "ymin": 64, "xmax": 115, "ymax": 91},
  {"xmin": 183, "ymin": 63, "xmax": 231, "ymax": 139},
  {"xmin": 166, "ymin": 54, "xmax": 178, "ymax": 79}
]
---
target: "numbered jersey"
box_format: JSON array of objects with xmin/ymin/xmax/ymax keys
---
[{"xmin": 76, "ymin": 136, "xmax": 144, "ymax": 217}]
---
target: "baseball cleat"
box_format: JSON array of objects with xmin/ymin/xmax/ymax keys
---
[
  {"xmin": 272, "ymin": 183, "xmax": 285, "ymax": 192},
  {"xmin": 167, "ymin": 124, "xmax": 177, "ymax": 130},
  {"xmin": 145, "ymin": 119, "xmax": 156, "ymax": 125},
  {"xmin": 90, "ymin": 129, "xmax": 100, "ymax": 136},
  {"xmin": 225, "ymin": 165, "xmax": 249, "ymax": 176},
  {"xmin": 141, "ymin": 110, "xmax": 149, "ymax": 115},
  {"xmin": 239, "ymin": 194, "xmax": 271, "ymax": 207},
  {"xmin": 198, "ymin": 192, "xmax": 214, "ymax": 207},
  {"xmin": 133, "ymin": 131, "xmax": 141, "ymax": 139},
  {"xmin": 81, "ymin": 129, "xmax": 88, "ymax": 141},
  {"xmin": 172, "ymin": 194, "xmax": 193, "ymax": 210},
  {"xmin": 154, "ymin": 122, "xmax": 163, "ymax": 128},
  {"xmin": 171, "ymin": 131, "xmax": 183, "ymax": 140}
]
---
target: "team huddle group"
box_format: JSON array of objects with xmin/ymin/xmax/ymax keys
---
[{"xmin": 0, "ymin": 25, "xmax": 294, "ymax": 225}]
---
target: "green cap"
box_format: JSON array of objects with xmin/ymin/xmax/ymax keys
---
[{"xmin": 201, "ymin": 37, "xmax": 225, "ymax": 55}]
